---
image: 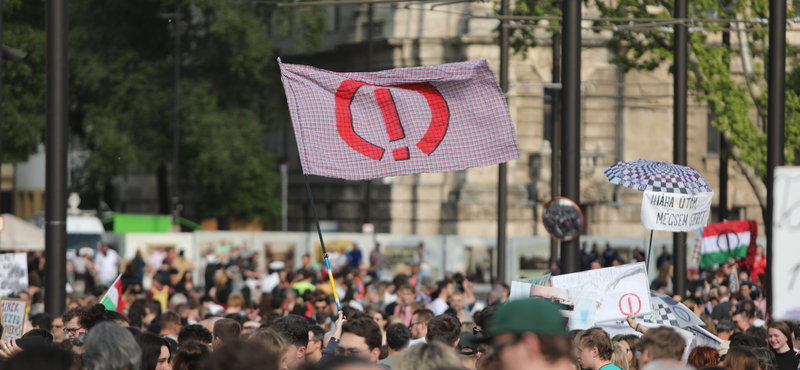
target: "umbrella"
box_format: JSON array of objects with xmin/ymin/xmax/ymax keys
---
[
  {"xmin": 634, "ymin": 290, "xmax": 705, "ymax": 328},
  {"xmin": 603, "ymin": 159, "xmax": 713, "ymax": 195}
]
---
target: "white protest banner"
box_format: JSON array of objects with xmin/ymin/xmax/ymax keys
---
[
  {"xmin": 640, "ymin": 190, "xmax": 713, "ymax": 232},
  {"xmin": 550, "ymin": 262, "xmax": 651, "ymax": 323},
  {"xmin": 0, "ymin": 253, "xmax": 28, "ymax": 297},
  {"xmin": 509, "ymin": 281, "xmax": 600, "ymax": 330},
  {"xmin": 772, "ymin": 167, "xmax": 800, "ymax": 321},
  {"xmin": 1, "ymin": 298, "xmax": 27, "ymax": 340}
]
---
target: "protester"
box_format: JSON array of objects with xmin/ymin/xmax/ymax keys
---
[
  {"xmin": 637, "ymin": 327, "xmax": 685, "ymax": 367},
  {"xmin": 610, "ymin": 342, "xmax": 629, "ymax": 370},
  {"xmin": 687, "ymin": 346, "xmax": 720, "ymax": 369},
  {"xmin": 171, "ymin": 341, "xmax": 209, "ymax": 370},
  {"xmin": 83, "ymin": 322, "xmax": 141, "ymax": 370},
  {"xmin": 425, "ymin": 314, "xmax": 460, "ymax": 348},
  {"xmin": 408, "ymin": 309, "xmax": 433, "ymax": 346},
  {"xmin": 271, "ymin": 314, "xmax": 309, "ymax": 369},
  {"xmin": 336, "ymin": 316, "xmax": 382, "ymax": 363},
  {"xmin": 378, "ymin": 323, "xmax": 411, "ymax": 368},
  {"xmin": 616, "ymin": 335, "xmax": 640, "ymax": 370},
  {"xmin": 712, "ymin": 286, "xmax": 733, "ymax": 321},
  {"xmin": 211, "ymin": 318, "xmax": 241, "ymax": 350},
  {"xmin": 723, "ymin": 346, "xmax": 760, "ymax": 370},
  {"xmin": 457, "ymin": 331, "xmax": 481, "ymax": 370},
  {"xmin": 137, "ymin": 333, "xmax": 173, "ymax": 370},
  {"xmin": 752, "ymin": 347, "xmax": 778, "ymax": 370},
  {"xmin": 575, "ymin": 327, "xmax": 622, "ymax": 370},
  {"xmin": 767, "ymin": 322, "xmax": 798, "ymax": 370},
  {"xmin": 307, "ymin": 325, "xmax": 326, "ymax": 363},
  {"xmin": 95, "ymin": 244, "xmax": 122, "ymax": 287},
  {"xmin": 427, "ymin": 280, "xmax": 453, "ymax": 316},
  {"xmin": 394, "ymin": 341, "xmax": 461, "ymax": 370},
  {"xmin": 202, "ymin": 339, "xmax": 282, "ymax": 370},
  {"xmin": 178, "ymin": 325, "xmax": 213, "ymax": 347}
]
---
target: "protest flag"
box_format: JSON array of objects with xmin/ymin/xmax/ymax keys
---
[
  {"xmin": 100, "ymin": 275, "xmax": 126, "ymax": 313},
  {"xmin": 279, "ymin": 58, "xmax": 520, "ymax": 180},
  {"xmin": 700, "ymin": 220, "xmax": 757, "ymax": 268}
]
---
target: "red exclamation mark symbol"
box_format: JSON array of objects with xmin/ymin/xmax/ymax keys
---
[
  {"xmin": 627, "ymin": 297, "xmax": 633, "ymax": 315},
  {"xmin": 374, "ymin": 88, "xmax": 409, "ymax": 161}
]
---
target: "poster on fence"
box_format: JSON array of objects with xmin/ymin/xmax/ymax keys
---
[
  {"xmin": 550, "ymin": 262, "xmax": 651, "ymax": 323},
  {"xmin": 510, "ymin": 281, "xmax": 599, "ymax": 330},
  {"xmin": 772, "ymin": 167, "xmax": 800, "ymax": 321},
  {"xmin": 1, "ymin": 298, "xmax": 27, "ymax": 340},
  {"xmin": 0, "ymin": 253, "xmax": 28, "ymax": 297}
]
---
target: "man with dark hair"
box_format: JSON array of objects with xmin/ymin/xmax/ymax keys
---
[
  {"xmin": 30, "ymin": 312, "xmax": 54, "ymax": 333},
  {"xmin": 426, "ymin": 314, "xmax": 461, "ymax": 348},
  {"xmin": 716, "ymin": 319, "xmax": 736, "ymax": 356},
  {"xmin": 575, "ymin": 327, "xmax": 620, "ymax": 370},
  {"xmin": 178, "ymin": 324, "xmax": 213, "ymax": 346},
  {"xmin": 638, "ymin": 327, "xmax": 686, "ymax": 366},
  {"xmin": 409, "ymin": 308, "xmax": 434, "ymax": 346},
  {"xmin": 458, "ymin": 331, "xmax": 482, "ymax": 370},
  {"xmin": 378, "ymin": 323, "xmax": 410, "ymax": 368},
  {"xmin": 711, "ymin": 285, "xmax": 733, "ymax": 321},
  {"xmin": 272, "ymin": 315, "xmax": 309, "ymax": 370},
  {"xmin": 338, "ymin": 316, "xmax": 382, "ymax": 363},
  {"xmin": 306, "ymin": 325, "xmax": 326, "ymax": 363},
  {"xmin": 204, "ymin": 338, "xmax": 283, "ymax": 370},
  {"xmin": 732, "ymin": 309, "xmax": 751, "ymax": 332},
  {"xmin": 212, "ymin": 318, "xmax": 241, "ymax": 349},
  {"xmin": 159, "ymin": 311, "xmax": 182, "ymax": 341}
]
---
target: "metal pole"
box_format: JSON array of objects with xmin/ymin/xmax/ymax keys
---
[
  {"xmin": 559, "ymin": 0, "xmax": 580, "ymax": 274},
  {"xmin": 766, "ymin": 0, "xmax": 786, "ymax": 315},
  {"xmin": 45, "ymin": 0, "xmax": 69, "ymax": 317},
  {"xmin": 673, "ymin": 0, "xmax": 688, "ymax": 299},
  {"xmin": 364, "ymin": 4, "xmax": 373, "ymax": 225},
  {"xmin": 172, "ymin": 9, "xmax": 181, "ymax": 224},
  {"xmin": 497, "ymin": 0, "xmax": 509, "ymax": 283},
  {"xmin": 281, "ymin": 163, "xmax": 288, "ymax": 231},
  {"xmin": 719, "ymin": 30, "xmax": 730, "ymax": 223},
  {"xmin": 550, "ymin": 31, "xmax": 561, "ymax": 265},
  {"xmin": 0, "ymin": 0, "xmax": 4, "ymax": 224}
]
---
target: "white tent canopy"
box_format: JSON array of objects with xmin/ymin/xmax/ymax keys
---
[{"xmin": 0, "ymin": 213, "xmax": 44, "ymax": 251}]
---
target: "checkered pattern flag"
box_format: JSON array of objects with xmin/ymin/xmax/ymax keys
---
[
  {"xmin": 279, "ymin": 59, "xmax": 520, "ymax": 180},
  {"xmin": 636, "ymin": 290, "xmax": 704, "ymax": 328},
  {"xmin": 603, "ymin": 159, "xmax": 713, "ymax": 195}
]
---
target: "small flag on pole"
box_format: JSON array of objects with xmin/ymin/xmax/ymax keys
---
[
  {"xmin": 700, "ymin": 220, "xmax": 757, "ymax": 268},
  {"xmin": 100, "ymin": 275, "xmax": 126, "ymax": 313}
]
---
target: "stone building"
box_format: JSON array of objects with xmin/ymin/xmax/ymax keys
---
[{"xmin": 276, "ymin": 1, "xmax": 787, "ymax": 239}]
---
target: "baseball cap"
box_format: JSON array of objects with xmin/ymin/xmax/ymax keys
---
[
  {"xmin": 458, "ymin": 331, "xmax": 480, "ymax": 355},
  {"xmin": 483, "ymin": 299, "xmax": 567, "ymax": 339}
]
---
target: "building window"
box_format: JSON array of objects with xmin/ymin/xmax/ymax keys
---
[
  {"xmin": 544, "ymin": 88, "xmax": 555, "ymax": 145},
  {"xmin": 707, "ymin": 108, "xmax": 720, "ymax": 155}
]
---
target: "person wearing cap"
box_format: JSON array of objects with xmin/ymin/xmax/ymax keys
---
[
  {"xmin": 479, "ymin": 299, "xmax": 574, "ymax": 370},
  {"xmin": 574, "ymin": 327, "xmax": 622, "ymax": 370},
  {"xmin": 457, "ymin": 331, "xmax": 482, "ymax": 370},
  {"xmin": 261, "ymin": 260, "xmax": 285, "ymax": 294}
]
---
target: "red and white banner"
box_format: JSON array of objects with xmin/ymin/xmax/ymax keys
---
[{"xmin": 279, "ymin": 59, "xmax": 520, "ymax": 180}]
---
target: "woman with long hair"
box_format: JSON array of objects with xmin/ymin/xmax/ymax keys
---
[
  {"xmin": 617, "ymin": 335, "xmax": 640, "ymax": 370},
  {"xmin": 767, "ymin": 321, "xmax": 799, "ymax": 370},
  {"xmin": 610, "ymin": 342, "xmax": 630, "ymax": 370},
  {"xmin": 687, "ymin": 346, "xmax": 720, "ymax": 369},
  {"xmin": 137, "ymin": 333, "xmax": 172, "ymax": 370},
  {"xmin": 171, "ymin": 341, "xmax": 209, "ymax": 370}
]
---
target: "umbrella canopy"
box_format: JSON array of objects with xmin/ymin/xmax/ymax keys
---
[
  {"xmin": 603, "ymin": 159, "xmax": 712, "ymax": 195},
  {"xmin": 635, "ymin": 290, "xmax": 705, "ymax": 328}
]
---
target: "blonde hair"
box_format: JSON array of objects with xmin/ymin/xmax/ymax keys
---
[
  {"xmin": 249, "ymin": 329, "xmax": 288, "ymax": 357},
  {"xmin": 611, "ymin": 342, "xmax": 630, "ymax": 370},
  {"xmin": 395, "ymin": 341, "xmax": 461, "ymax": 370},
  {"xmin": 227, "ymin": 293, "xmax": 246, "ymax": 309}
]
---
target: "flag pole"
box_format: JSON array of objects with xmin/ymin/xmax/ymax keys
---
[
  {"xmin": 304, "ymin": 174, "xmax": 343, "ymax": 312},
  {"xmin": 646, "ymin": 229, "xmax": 654, "ymax": 276}
]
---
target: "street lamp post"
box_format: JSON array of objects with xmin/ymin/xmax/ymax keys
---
[{"xmin": 158, "ymin": 9, "xmax": 181, "ymax": 227}]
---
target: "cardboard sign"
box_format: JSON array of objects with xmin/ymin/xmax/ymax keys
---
[
  {"xmin": 640, "ymin": 191, "xmax": 713, "ymax": 232},
  {"xmin": 0, "ymin": 253, "xmax": 29, "ymax": 297},
  {"xmin": 509, "ymin": 281, "xmax": 599, "ymax": 330},
  {"xmin": 1, "ymin": 298, "xmax": 27, "ymax": 340},
  {"xmin": 550, "ymin": 262, "xmax": 652, "ymax": 323},
  {"xmin": 772, "ymin": 167, "xmax": 800, "ymax": 320}
]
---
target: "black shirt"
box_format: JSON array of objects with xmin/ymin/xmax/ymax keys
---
[{"xmin": 774, "ymin": 349, "xmax": 799, "ymax": 370}]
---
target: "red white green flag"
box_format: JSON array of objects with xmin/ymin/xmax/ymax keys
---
[
  {"xmin": 100, "ymin": 275, "xmax": 126, "ymax": 313},
  {"xmin": 700, "ymin": 220, "xmax": 757, "ymax": 268}
]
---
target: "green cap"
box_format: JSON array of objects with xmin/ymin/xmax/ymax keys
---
[{"xmin": 485, "ymin": 299, "xmax": 567, "ymax": 338}]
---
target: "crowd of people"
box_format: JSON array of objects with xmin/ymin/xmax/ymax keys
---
[{"xmin": 0, "ymin": 239, "xmax": 787, "ymax": 370}]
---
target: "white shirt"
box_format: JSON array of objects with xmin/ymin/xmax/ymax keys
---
[
  {"xmin": 408, "ymin": 337, "xmax": 427, "ymax": 347},
  {"xmin": 260, "ymin": 272, "xmax": 280, "ymax": 293},
  {"xmin": 95, "ymin": 249, "xmax": 120, "ymax": 283},
  {"xmin": 429, "ymin": 298, "xmax": 448, "ymax": 316},
  {"xmin": 148, "ymin": 250, "xmax": 168, "ymax": 272}
]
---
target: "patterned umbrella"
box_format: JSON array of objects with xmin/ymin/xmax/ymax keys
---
[{"xmin": 603, "ymin": 159, "xmax": 712, "ymax": 195}]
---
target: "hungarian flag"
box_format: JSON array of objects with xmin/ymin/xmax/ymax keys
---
[
  {"xmin": 700, "ymin": 220, "xmax": 757, "ymax": 268},
  {"xmin": 279, "ymin": 59, "xmax": 520, "ymax": 180},
  {"xmin": 100, "ymin": 275, "xmax": 126, "ymax": 313}
]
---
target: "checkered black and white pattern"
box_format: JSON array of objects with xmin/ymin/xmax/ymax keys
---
[
  {"xmin": 636, "ymin": 290, "xmax": 705, "ymax": 328},
  {"xmin": 279, "ymin": 58, "xmax": 520, "ymax": 180},
  {"xmin": 603, "ymin": 159, "xmax": 713, "ymax": 195},
  {"xmin": 640, "ymin": 304, "xmax": 681, "ymax": 327}
]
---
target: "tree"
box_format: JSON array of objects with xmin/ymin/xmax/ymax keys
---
[
  {"xmin": 510, "ymin": 0, "xmax": 800, "ymax": 220},
  {"xmin": 68, "ymin": 0, "xmax": 326, "ymax": 223},
  {"xmin": 2, "ymin": 0, "xmax": 46, "ymax": 163}
]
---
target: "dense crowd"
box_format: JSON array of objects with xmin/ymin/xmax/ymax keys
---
[{"xmin": 0, "ymin": 239, "xmax": 789, "ymax": 370}]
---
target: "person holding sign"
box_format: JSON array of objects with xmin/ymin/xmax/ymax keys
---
[{"xmin": 574, "ymin": 328, "xmax": 623, "ymax": 370}]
